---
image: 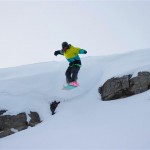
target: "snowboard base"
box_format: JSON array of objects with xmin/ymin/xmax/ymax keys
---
[{"xmin": 62, "ymin": 84, "xmax": 79, "ymax": 90}]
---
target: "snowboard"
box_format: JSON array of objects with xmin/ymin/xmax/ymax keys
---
[{"xmin": 62, "ymin": 83, "xmax": 79, "ymax": 90}]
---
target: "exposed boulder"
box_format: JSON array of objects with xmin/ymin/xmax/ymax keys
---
[
  {"xmin": 0, "ymin": 129, "xmax": 14, "ymax": 138},
  {"xmin": 0, "ymin": 112, "xmax": 28, "ymax": 138},
  {"xmin": 99, "ymin": 71, "xmax": 150, "ymax": 100},
  {"xmin": 129, "ymin": 72, "xmax": 150, "ymax": 94},
  {"xmin": 99, "ymin": 75, "xmax": 132, "ymax": 100},
  {"xmin": 0, "ymin": 112, "xmax": 28, "ymax": 132},
  {"xmin": 0, "ymin": 110, "xmax": 7, "ymax": 115},
  {"xmin": 50, "ymin": 101, "xmax": 60, "ymax": 115},
  {"xmin": 0, "ymin": 111, "xmax": 41, "ymax": 138},
  {"xmin": 29, "ymin": 111, "xmax": 41, "ymax": 127}
]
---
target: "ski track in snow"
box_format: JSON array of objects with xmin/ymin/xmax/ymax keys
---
[{"xmin": 50, "ymin": 71, "xmax": 103, "ymax": 102}]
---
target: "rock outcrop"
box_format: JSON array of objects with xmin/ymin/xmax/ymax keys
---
[
  {"xmin": 29, "ymin": 111, "xmax": 41, "ymax": 127},
  {"xmin": 0, "ymin": 111, "xmax": 41, "ymax": 138},
  {"xmin": 0, "ymin": 99, "xmax": 61, "ymax": 138},
  {"xmin": 50, "ymin": 101, "xmax": 60, "ymax": 115},
  {"xmin": 99, "ymin": 71, "xmax": 150, "ymax": 100}
]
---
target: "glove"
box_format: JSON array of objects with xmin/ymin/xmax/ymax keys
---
[
  {"xmin": 84, "ymin": 50, "xmax": 87, "ymax": 54},
  {"xmin": 54, "ymin": 50, "xmax": 60, "ymax": 56},
  {"xmin": 80, "ymin": 49, "xmax": 87, "ymax": 54}
]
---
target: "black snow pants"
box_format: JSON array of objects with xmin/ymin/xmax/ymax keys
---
[{"xmin": 65, "ymin": 65, "xmax": 80, "ymax": 83}]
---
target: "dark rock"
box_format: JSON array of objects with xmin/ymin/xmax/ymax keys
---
[
  {"xmin": 0, "ymin": 129, "xmax": 14, "ymax": 138},
  {"xmin": 99, "ymin": 75, "xmax": 132, "ymax": 100},
  {"xmin": 0, "ymin": 113, "xmax": 28, "ymax": 138},
  {"xmin": 0, "ymin": 111, "xmax": 41, "ymax": 138},
  {"xmin": 0, "ymin": 113, "xmax": 28, "ymax": 131},
  {"xmin": 0, "ymin": 110, "xmax": 7, "ymax": 116},
  {"xmin": 129, "ymin": 72, "xmax": 150, "ymax": 94},
  {"xmin": 99, "ymin": 71, "xmax": 150, "ymax": 100},
  {"xmin": 50, "ymin": 101, "xmax": 60, "ymax": 115},
  {"xmin": 28, "ymin": 111, "xmax": 41, "ymax": 127}
]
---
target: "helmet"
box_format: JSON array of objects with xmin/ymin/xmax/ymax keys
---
[{"xmin": 62, "ymin": 42, "xmax": 69, "ymax": 49}]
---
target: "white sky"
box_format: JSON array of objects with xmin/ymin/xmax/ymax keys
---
[{"xmin": 0, "ymin": 0, "xmax": 150, "ymax": 68}]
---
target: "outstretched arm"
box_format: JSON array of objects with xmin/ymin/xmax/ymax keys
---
[
  {"xmin": 79, "ymin": 49, "xmax": 87, "ymax": 54},
  {"xmin": 54, "ymin": 50, "xmax": 64, "ymax": 56}
]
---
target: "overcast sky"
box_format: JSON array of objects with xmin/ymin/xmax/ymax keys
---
[{"xmin": 0, "ymin": 0, "xmax": 150, "ymax": 68}]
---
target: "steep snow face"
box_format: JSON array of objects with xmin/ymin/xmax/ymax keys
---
[{"xmin": 0, "ymin": 49, "xmax": 150, "ymax": 149}]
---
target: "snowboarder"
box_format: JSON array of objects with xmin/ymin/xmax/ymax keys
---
[{"xmin": 54, "ymin": 42, "xmax": 87, "ymax": 86}]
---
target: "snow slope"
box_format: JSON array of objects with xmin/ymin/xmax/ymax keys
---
[{"xmin": 0, "ymin": 49, "xmax": 150, "ymax": 150}]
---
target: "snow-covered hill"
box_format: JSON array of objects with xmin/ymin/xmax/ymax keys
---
[{"xmin": 0, "ymin": 49, "xmax": 150, "ymax": 149}]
